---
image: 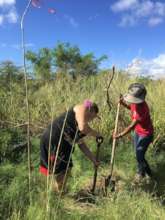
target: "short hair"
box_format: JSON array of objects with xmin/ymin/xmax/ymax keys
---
[{"xmin": 90, "ymin": 103, "xmax": 99, "ymax": 114}]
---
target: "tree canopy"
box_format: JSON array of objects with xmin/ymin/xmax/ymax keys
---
[{"xmin": 26, "ymin": 42, "xmax": 107, "ymax": 79}]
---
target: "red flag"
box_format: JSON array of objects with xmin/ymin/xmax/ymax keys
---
[
  {"xmin": 48, "ymin": 8, "xmax": 56, "ymax": 14},
  {"xmin": 32, "ymin": 0, "xmax": 41, "ymax": 8}
]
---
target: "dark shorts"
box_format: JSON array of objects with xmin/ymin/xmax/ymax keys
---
[{"xmin": 40, "ymin": 134, "xmax": 74, "ymax": 175}]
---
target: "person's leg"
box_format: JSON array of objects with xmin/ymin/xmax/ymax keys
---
[
  {"xmin": 136, "ymin": 147, "xmax": 145, "ymax": 177},
  {"xmin": 134, "ymin": 132, "xmax": 144, "ymax": 176},
  {"xmin": 54, "ymin": 152, "xmax": 73, "ymax": 193},
  {"xmin": 143, "ymin": 159, "xmax": 152, "ymax": 176},
  {"xmin": 52, "ymin": 138, "xmax": 74, "ymax": 193},
  {"xmin": 55, "ymin": 168, "xmax": 72, "ymax": 192},
  {"xmin": 136, "ymin": 134, "xmax": 153, "ymax": 177},
  {"xmin": 140, "ymin": 135, "xmax": 153, "ymax": 177}
]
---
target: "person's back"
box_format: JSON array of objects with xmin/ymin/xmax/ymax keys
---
[
  {"xmin": 130, "ymin": 101, "xmax": 153, "ymax": 136},
  {"xmin": 41, "ymin": 108, "xmax": 78, "ymax": 146}
]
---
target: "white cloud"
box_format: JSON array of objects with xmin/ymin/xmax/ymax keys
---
[
  {"xmin": 0, "ymin": 14, "xmax": 4, "ymax": 24},
  {"xmin": 0, "ymin": 0, "xmax": 18, "ymax": 25},
  {"xmin": 6, "ymin": 7, "xmax": 18, "ymax": 23},
  {"xmin": 148, "ymin": 17, "xmax": 163, "ymax": 26},
  {"xmin": 119, "ymin": 14, "xmax": 137, "ymax": 26},
  {"xmin": 126, "ymin": 54, "xmax": 165, "ymax": 79},
  {"xmin": 111, "ymin": 0, "xmax": 138, "ymax": 12},
  {"xmin": 0, "ymin": 0, "xmax": 15, "ymax": 7},
  {"xmin": 155, "ymin": 2, "xmax": 165, "ymax": 16},
  {"xmin": 111, "ymin": 0, "xmax": 165, "ymax": 27},
  {"xmin": 64, "ymin": 15, "xmax": 79, "ymax": 28},
  {"xmin": 135, "ymin": 0, "xmax": 154, "ymax": 17}
]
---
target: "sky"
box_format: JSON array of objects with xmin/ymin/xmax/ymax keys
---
[{"xmin": 0, "ymin": 0, "xmax": 165, "ymax": 78}]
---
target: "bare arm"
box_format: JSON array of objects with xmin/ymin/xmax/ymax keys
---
[
  {"xmin": 120, "ymin": 99, "xmax": 130, "ymax": 110},
  {"xmin": 80, "ymin": 124, "xmax": 100, "ymax": 137},
  {"xmin": 78, "ymin": 140, "xmax": 99, "ymax": 166},
  {"xmin": 114, "ymin": 120, "xmax": 138, "ymax": 139}
]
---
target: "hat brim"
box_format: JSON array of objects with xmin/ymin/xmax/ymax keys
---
[{"xmin": 123, "ymin": 93, "xmax": 144, "ymax": 104}]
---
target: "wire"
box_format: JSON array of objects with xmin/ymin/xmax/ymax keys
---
[{"xmin": 20, "ymin": 0, "xmax": 33, "ymax": 204}]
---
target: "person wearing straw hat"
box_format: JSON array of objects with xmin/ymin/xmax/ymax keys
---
[
  {"xmin": 40, "ymin": 99, "xmax": 103, "ymax": 192},
  {"xmin": 113, "ymin": 83, "xmax": 154, "ymax": 183}
]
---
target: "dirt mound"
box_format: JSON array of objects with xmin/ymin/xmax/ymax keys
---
[{"xmin": 73, "ymin": 174, "xmax": 126, "ymax": 203}]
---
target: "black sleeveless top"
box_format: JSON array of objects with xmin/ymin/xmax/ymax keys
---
[{"xmin": 42, "ymin": 108, "xmax": 85, "ymax": 146}]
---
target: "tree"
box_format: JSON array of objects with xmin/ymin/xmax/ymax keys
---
[
  {"xmin": 26, "ymin": 43, "xmax": 108, "ymax": 79},
  {"xmin": 52, "ymin": 42, "xmax": 81, "ymax": 75},
  {"xmin": 0, "ymin": 61, "xmax": 21, "ymax": 81},
  {"xmin": 26, "ymin": 48, "xmax": 53, "ymax": 80},
  {"xmin": 52, "ymin": 42, "xmax": 107, "ymax": 77},
  {"xmin": 75, "ymin": 53, "xmax": 107, "ymax": 76}
]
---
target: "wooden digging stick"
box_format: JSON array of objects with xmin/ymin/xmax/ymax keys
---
[{"xmin": 105, "ymin": 102, "xmax": 120, "ymax": 188}]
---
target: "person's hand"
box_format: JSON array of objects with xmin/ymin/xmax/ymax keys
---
[
  {"xmin": 93, "ymin": 159, "xmax": 100, "ymax": 168},
  {"xmin": 119, "ymin": 94, "xmax": 124, "ymax": 104},
  {"xmin": 96, "ymin": 135, "xmax": 104, "ymax": 144},
  {"xmin": 112, "ymin": 132, "xmax": 122, "ymax": 139}
]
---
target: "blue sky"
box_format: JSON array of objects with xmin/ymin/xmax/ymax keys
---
[{"xmin": 0, "ymin": 0, "xmax": 165, "ymax": 78}]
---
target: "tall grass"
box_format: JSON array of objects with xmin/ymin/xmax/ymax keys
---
[{"xmin": 0, "ymin": 71, "xmax": 165, "ymax": 220}]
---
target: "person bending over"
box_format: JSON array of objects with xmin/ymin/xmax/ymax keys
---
[{"xmin": 40, "ymin": 99, "xmax": 103, "ymax": 192}]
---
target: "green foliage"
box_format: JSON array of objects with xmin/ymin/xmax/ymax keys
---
[
  {"xmin": 1, "ymin": 141, "xmax": 165, "ymax": 220},
  {"xmin": 26, "ymin": 48, "xmax": 53, "ymax": 80},
  {"xmin": 0, "ymin": 81, "xmax": 27, "ymax": 124},
  {"xmin": 0, "ymin": 59, "xmax": 165, "ymax": 219},
  {"xmin": 52, "ymin": 42, "xmax": 81, "ymax": 75},
  {"xmin": 0, "ymin": 61, "xmax": 24, "ymax": 84},
  {"xmin": 52, "ymin": 42, "xmax": 107, "ymax": 77},
  {"xmin": 0, "ymin": 164, "xmax": 30, "ymax": 220},
  {"xmin": 26, "ymin": 43, "xmax": 107, "ymax": 79},
  {"xmin": 0, "ymin": 128, "xmax": 25, "ymax": 163}
]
